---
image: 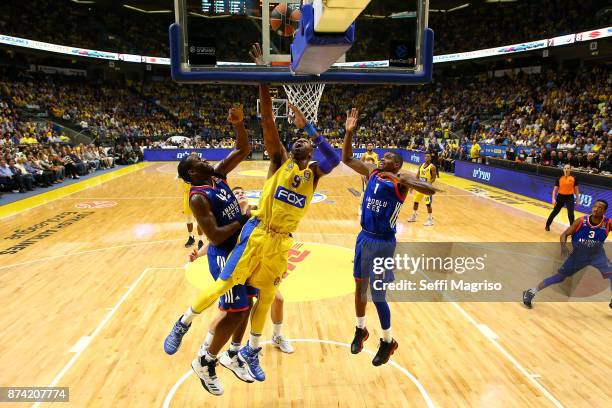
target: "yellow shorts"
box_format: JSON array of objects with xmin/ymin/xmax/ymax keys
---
[
  {"xmin": 183, "ymin": 191, "xmax": 192, "ymax": 216},
  {"xmin": 414, "ymin": 192, "xmax": 432, "ymax": 205},
  {"xmin": 220, "ymin": 218, "xmax": 292, "ymax": 290}
]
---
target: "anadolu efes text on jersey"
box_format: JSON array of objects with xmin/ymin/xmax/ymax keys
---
[
  {"xmin": 572, "ymin": 216, "xmax": 610, "ymax": 249},
  {"xmin": 361, "ymin": 169, "xmax": 406, "ymax": 238},
  {"xmin": 190, "ymin": 177, "xmax": 243, "ymax": 248}
]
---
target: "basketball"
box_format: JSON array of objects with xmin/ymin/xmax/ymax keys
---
[{"xmin": 270, "ymin": 3, "xmax": 301, "ymax": 37}]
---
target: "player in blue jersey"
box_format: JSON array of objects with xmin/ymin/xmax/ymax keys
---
[
  {"xmin": 163, "ymin": 105, "xmax": 255, "ymax": 395},
  {"xmin": 341, "ymin": 108, "xmax": 438, "ymax": 366},
  {"xmin": 523, "ymin": 199, "xmax": 612, "ymax": 309}
]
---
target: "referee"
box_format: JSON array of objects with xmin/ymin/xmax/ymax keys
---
[{"xmin": 545, "ymin": 164, "xmax": 579, "ymax": 231}]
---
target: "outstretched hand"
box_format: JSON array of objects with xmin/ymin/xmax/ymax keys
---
[
  {"xmin": 228, "ymin": 105, "xmax": 244, "ymax": 124},
  {"xmin": 345, "ymin": 108, "xmax": 358, "ymax": 133},
  {"xmin": 288, "ymin": 103, "xmax": 308, "ymax": 130},
  {"xmin": 249, "ymin": 43, "xmax": 266, "ymax": 66},
  {"xmin": 188, "ymin": 248, "xmax": 199, "ymax": 263}
]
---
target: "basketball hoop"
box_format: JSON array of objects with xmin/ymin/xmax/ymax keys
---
[{"xmin": 283, "ymin": 83, "xmax": 325, "ymax": 124}]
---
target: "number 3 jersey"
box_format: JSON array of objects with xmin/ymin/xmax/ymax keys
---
[
  {"xmin": 361, "ymin": 169, "xmax": 405, "ymax": 239},
  {"xmin": 572, "ymin": 215, "xmax": 610, "ymax": 250}
]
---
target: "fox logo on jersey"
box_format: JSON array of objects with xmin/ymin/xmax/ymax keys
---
[{"xmin": 275, "ymin": 186, "xmax": 306, "ymax": 208}]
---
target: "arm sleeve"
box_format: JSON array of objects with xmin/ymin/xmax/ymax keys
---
[{"xmin": 313, "ymin": 135, "xmax": 340, "ymax": 174}]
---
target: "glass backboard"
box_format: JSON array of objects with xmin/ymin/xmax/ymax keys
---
[{"xmin": 170, "ymin": 0, "xmax": 433, "ymax": 84}]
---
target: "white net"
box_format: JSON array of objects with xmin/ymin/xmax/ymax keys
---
[{"xmin": 283, "ymin": 83, "xmax": 326, "ymax": 124}]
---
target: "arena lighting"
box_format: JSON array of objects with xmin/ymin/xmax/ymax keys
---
[
  {"xmin": 122, "ymin": 4, "xmax": 173, "ymax": 13},
  {"xmin": 70, "ymin": 0, "xmax": 96, "ymax": 3},
  {"xmin": 447, "ymin": 3, "xmax": 470, "ymax": 12},
  {"xmin": 485, "ymin": 0, "xmax": 518, "ymax": 3},
  {"xmin": 188, "ymin": 12, "xmax": 234, "ymax": 19}
]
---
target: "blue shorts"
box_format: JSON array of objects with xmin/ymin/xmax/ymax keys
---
[
  {"xmin": 208, "ymin": 244, "xmax": 258, "ymax": 312},
  {"xmin": 559, "ymin": 249, "xmax": 612, "ymax": 279},
  {"xmin": 353, "ymin": 230, "xmax": 397, "ymax": 285}
]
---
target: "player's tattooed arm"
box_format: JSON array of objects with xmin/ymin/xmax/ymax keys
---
[
  {"xmin": 341, "ymin": 108, "xmax": 373, "ymax": 178},
  {"xmin": 215, "ymin": 105, "xmax": 251, "ymax": 176},
  {"xmin": 190, "ymin": 195, "xmax": 250, "ymax": 246}
]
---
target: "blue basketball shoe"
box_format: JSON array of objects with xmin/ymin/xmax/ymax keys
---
[
  {"xmin": 164, "ymin": 317, "xmax": 191, "ymax": 355},
  {"xmin": 238, "ymin": 343, "xmax": 265, "ymax": 382}
]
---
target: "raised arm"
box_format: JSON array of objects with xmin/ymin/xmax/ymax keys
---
[
  {"xmin": 341, "ymin": 108, "xmax": 374, "ymax": 178},
  {"xmin": 288, "ymin": 104, "xmax": 340, "ymax": 181},
  {"xmin": 378, "ymin": 172, "xmax": 440, "ymax": 196},
  {"xmin": 215, "ymin": 105, "xmax": 251, "ymax": 176},
  {"xmin": 249, "ymin": 43, "xmax": 288, "ymax": 177},
  {"xmin": 190, "ymin": 194, "xmax": 249, "ymax": 247},
  {"xmin": 259, "ymin": 84, "xmax": 288, "ymax": 173}
]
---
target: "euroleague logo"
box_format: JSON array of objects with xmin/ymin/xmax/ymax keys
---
[{"xmin": 245, "ymin": 190, "xmax": 327, "ymax": 204}]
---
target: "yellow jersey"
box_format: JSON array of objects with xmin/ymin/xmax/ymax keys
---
[
  {"xmin": 253, "ymin": 159, "xmax": 314, "ymax": 234},
  {"xmin": 182, "ymin": 179, "xmax": 191, "ymax": 194},
  {"xmin": 418, "ymin": 163, "xmax": 435, "ymax": 183},
  {"xmin": 363, "ymin": 151, "xmax": 379, "ymax": 165},
  {"xmin": 470, "ymin": 143, "xmax": 481, "ymax": 159},
  {"xmin": 181, "ymin": 179, "xmax": 192, "ymax": 215}
]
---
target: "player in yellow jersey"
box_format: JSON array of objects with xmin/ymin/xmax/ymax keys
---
[
  {"xmin": 181, "ymin": 173, "xmax": 204, "ymax": 249},
  {"xmin": 362, "ymin": 143, "xmax": 379, "ymax": 166},
  {"xmin": 231, "ymin": 186, "xmax": 294, "ymax": 354},
  {"xmin": 162, "ymin": 42, "xmax": 341, "ymax": 384},
  {"xmin": 408, "ymin": 153, "xmax": 437, "ymax": 226}
]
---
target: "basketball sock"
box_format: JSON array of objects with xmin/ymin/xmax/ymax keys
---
[
  {"xmin": 203, "ymin": 330, "xmax": 214, "ymax": 349},
  {"xmin": 529, "ymin": 287, "xmax": 538, "ymax": 294},
  {"xmin": 249, "ymin": 333, "xmax": 261, "ymax": 348},
  {"xmin": 428, "ymin": 214, "xmax": 433, "ymax": 221},
  {"xmin": 198, "ymin": 234, "xmax": 203, "ymax": 242},
  {"xmin": 382, "ymin": 328, "xmax": 392, "ymax": 343},
  {"xmin": 204, "ymin": 350, "xmax": 217, "ymax": 362},
  {"xmin": 356, "ymin": 316, "xmax": 366, "ymax": 329},
  {"xmin": 229, "ymin": 342, "xmax": 241, "ymax": 351},
  {"xmin": 273, "ymin": 323, "xmax": 282, "ymax": 336},
  {"xmin": 180, "ymin": 307, "xmax": 198, "ymax": 325},
  {"xmin": 189, "ymin": 232, "xmax": 194, "ymax": 238}
]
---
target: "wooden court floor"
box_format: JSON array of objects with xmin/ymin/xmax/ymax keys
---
[{"xmin": 0, "ymin": 161, "xmax": 610, "ymax": 408}]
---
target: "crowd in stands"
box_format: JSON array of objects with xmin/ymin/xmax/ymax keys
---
[
  {"xmin": 139, "ymin": 80, "xmax": 258, "ymax": 140},
  {"xmin": 1, "ymin": 69, "xmax": 184, "ymax": 142},
  {"xmin": 1, "ymin": 61, "xmax": 610, "ymax": 200},
  {"xmin": 0, "ymin": 143, "xmax": 123, "ymax": 195},
  {"xmin": 0, "ymin": 0, "xmax": 609, "ymax": 60}
]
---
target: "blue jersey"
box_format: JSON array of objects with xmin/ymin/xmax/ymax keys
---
[
  {"xmin": 360, "ymin": 169, "xmax": 405, "ymax": 239},
  {"xmin": 572, "ymin": 216, "xmax": 610, "ymax": 249},
  {"xmin": 190, "ymin": 177, "xmax": 242, "ymax": 251}
]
